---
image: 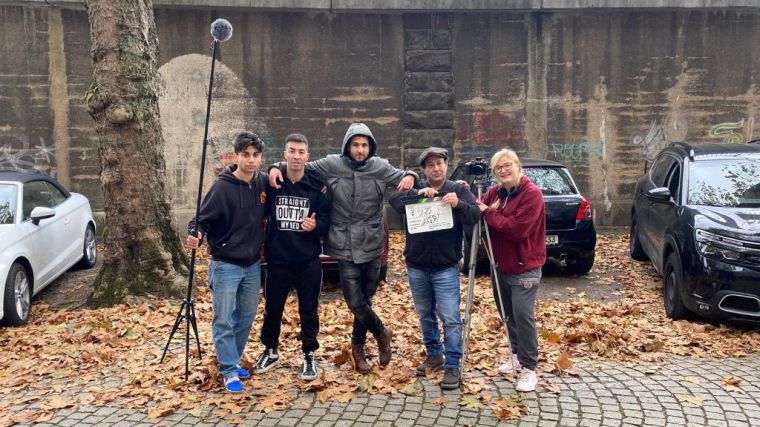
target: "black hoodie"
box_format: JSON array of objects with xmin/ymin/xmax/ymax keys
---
[
  {"xmin": 265, "ymin": 168, "xmax": 330, "ymax": 264},
  {"xmin": 191, "ymin": 166, "xmax": 269, "ymax": 267}
]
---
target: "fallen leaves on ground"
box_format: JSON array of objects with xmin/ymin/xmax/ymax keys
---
[{"xmin": 1, "ymin": 232, "xmax": 758, "ymax": 423}]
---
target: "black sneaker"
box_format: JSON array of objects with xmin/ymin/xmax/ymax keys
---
[
  {"xmin": 254, "ymin": 348, "xmax": 279, "ymax": 374},
  {"xmin": 441, "ymin": 367, "xmax": 461, "ymax": 390},
  {"xmin": 301, "ymin": 352, "xmax": 319, "ymax": 380},
  {"xmin": 415, "ymin": 354, "xmax": 444, "ymax": 377}
]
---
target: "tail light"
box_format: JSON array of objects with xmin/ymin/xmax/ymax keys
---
[{"xmin": 576, "ymin": 198, "xmax": 592, "ymax": 221}]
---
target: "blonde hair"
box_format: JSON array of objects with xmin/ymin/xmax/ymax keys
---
[{"xmin": 490, "ymin": 148, "xmax": 522, "ymax": 176}]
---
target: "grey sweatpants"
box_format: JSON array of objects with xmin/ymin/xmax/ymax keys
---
[{"xmin": 491, "ymin": 267, "xmax": 541, "ymax": 371}]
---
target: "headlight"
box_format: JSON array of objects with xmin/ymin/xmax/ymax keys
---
[{"xmin": 695, "ymin": 229, "xmax": 743, "ymax": 262}]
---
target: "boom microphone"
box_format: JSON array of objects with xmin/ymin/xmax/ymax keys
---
[{"xmin": 210, "ymin": 19, "xmax": 233, "ymax": 42}]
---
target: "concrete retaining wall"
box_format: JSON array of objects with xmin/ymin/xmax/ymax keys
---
[{"xmin": 1, "ymin": 4, "xmax": 759, "ymax": 226}]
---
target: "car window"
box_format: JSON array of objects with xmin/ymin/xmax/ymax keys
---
[
  {"xmin": 523, "ymin": 167, "xmax": 577, "ymax": 195},
  {"xmin": 666, "ymin": 163, "xmax": 681, "ymax": 203},
  {"xmin": 22, "ymin": 180, "xmax": 56, "ymax": 220},
  {"xmin": 650, "ymin": 155, "xmax": 675, "ymax": 187},
  {"xmin": 43, "ymin": 181, "xmax": 68, "ymax": 206},
  {"xmin": 688, "ymin": 159, "xmax": 760, "ymax": 207},
  {"xmin": 0, "ymin": 184, "xmax": 17, "ymax": 224}
]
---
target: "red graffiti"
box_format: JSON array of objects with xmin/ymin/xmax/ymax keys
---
[
  {"xmin": 456, "ymin": 111, "xmax": 525, "ymax": 146},
  {"xmin": 220, "ymin": 152, "xmax": 236, "ymax": 165}
]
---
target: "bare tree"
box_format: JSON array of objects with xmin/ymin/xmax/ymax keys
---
[{"xmin": 84, "ymin": 0, "xmax": 187, "ymax": 306}]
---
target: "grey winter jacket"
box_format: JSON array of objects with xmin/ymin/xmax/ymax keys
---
[{"xmin": 308, "ymin": 123, "xmax": 418, "ymax": 263}]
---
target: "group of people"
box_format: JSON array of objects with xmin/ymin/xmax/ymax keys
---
[{"xmin": 186, "ymin": 122, "xmax": 546, "ymax": 395}]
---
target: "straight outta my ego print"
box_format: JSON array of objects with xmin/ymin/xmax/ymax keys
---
[{"xmin": 276, "ymin": 196, "xmax": 310, "ymax": 231}]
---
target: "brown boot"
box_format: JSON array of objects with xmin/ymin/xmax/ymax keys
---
[
  {"xmin": 377, "ymin": 327, "xmax": 393, "ymax": 367},
  {"xmin": 351, "ymin": 344, "xmax": 372, "ymax": 374}
]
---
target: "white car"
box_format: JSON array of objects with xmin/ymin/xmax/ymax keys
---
[{"xmin": 0, "ymin": 172, "xmax": 97, "ymax": 326}]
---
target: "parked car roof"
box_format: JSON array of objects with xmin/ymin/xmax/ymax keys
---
[
  {"xmin": 667, "ymin": 142, "xmax": 760, "ymax": 157},
  {"xmin": 456, "ymin": 158, "xmax": 566, "ymax": 168},
  {"xmin": 0, "ymin": 171, "xmax": 56, "ymax": 183},
  {"xmin": 0, "ymin": 171, "xmax": 70, "ymax": 197}
]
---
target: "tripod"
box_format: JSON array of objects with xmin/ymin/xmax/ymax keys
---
[
  {"xmin": 160, "ymin": 37, "xmax": 223, "ymax": 381},
  {"xmin": 461, "ymin": 178, "xmax": 513, "ymax": 370}
]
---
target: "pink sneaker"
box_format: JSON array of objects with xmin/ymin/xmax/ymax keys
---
[
  {"xmin": 498, "ymin": 355, "xmax": 522, "ymax": 374},
  {"xmin": 516, "ymin": 369, "xmax": 537, "ymax": 392}
]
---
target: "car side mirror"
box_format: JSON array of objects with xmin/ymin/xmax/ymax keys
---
[
  {"xmin": 646, "ymin": 187, "xmax": 672, "ymax": 204},
  {"xmin": 30, "ymin": 206, "xmax": 55, "ymax": 225}
]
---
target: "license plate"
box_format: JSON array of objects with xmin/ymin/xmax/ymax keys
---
[{"xmin": 546, "ymin": 235, "xmax": 559, "ymax": 245}]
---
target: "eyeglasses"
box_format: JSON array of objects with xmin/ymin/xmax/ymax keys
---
[{"xmin": 493, "ymin": 163, "xmax": 515, "ymax": 173}]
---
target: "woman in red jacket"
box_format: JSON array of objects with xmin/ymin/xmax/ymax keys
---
[{"xmin": 477, "ymin": 148, "xmax": 546, "ymax": 392}]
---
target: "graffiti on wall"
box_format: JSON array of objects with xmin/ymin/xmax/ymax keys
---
[
  {"xmin": 709, "ymin": 118, "xmax": 754, "ymax": 144},
  {"xmin": 549, "ymin": 142, "xmax": 605, "ymax": 162},
  {"xmin": 0, "ymin": 133, "xmax": 56, "ymax": 176},
  {"xmin": 632, "ymin": 115, "xmax": 687, "ymax": 162},
  {"xmin": 456, "ymin": 110, "xmax": 526, "ymax": 148}
]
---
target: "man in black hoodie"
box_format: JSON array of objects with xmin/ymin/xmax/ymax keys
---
[
  {"xmin": 253, "ymin": 134, "xmax": 330, "ymax": 381},
  {"xmin": 186, "ymin": 132, "xmax": 269, "ymax": 394},
  {"xmin": 389, "ymin": 147, "xmax": 480, "ymax": 390}
]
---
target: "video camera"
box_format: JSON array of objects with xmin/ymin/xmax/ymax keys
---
[{"xmin": 464, "ymin": 157, "xmax": 489, "ymax": 176}]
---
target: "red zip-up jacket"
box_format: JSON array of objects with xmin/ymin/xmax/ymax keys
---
[{"xmin": 481, "ymin": 175, "xmax": 546, "ymax": 275}]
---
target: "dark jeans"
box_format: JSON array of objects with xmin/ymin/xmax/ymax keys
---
[
  {"xmin": 492, "ymin": 267, "xmax": 541, "ymax": 371},
  {"xmin": 338, "ymin": 258, "xmax": 384, "ymax": 345},
  {"xmin": 260, "ymin": 258, "xmax": 322, "ymax": 353}
]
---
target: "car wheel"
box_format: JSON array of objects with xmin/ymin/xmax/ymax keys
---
[
  {"xmin": 568, "ymin": 254, "xmax": 595, "ymax": 275},
  {"xmin": 630, "ymin": 212, "xmax": 648, "ymax": 261},
  {"xmin": 379, "ymin": 265, "xmax": 388, "ymax": 282},
  {"xmin": 663, "ymin": 252, "xmax": 689, "ymax": 320},
  {"xmin": 76, "ymin": 225, "xmax": 97, "ymax": 269},
  {"xmin": 2, "ymin": 263, "xmax": 31, "ymax": 326}
]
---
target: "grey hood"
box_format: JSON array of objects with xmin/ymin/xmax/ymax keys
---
[{"xmin": 341, "ymin": 122, "xmax": 377, "ymax": 162}]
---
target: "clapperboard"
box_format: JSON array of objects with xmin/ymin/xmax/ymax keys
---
[
  {"xmin": 275, "ymin": 195, "xmax": 310, "ymax": 231},
  {"xmin": 403, "ymin": 194, "xmax": 454, "ymax": 234}
]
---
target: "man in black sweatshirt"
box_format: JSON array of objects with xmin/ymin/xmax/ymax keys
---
[
  {"xmin": 389, "ymin": 147, "xmax": 480, "ymax": 390},
  {"xmin": 186, "ymin": 132, "xmax": 269, "ymax": 394},
  {"xmin": 254, "ymin": 134, "xmax": 330, "ymax": 381}
]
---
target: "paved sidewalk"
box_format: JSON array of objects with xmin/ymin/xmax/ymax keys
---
[{"xmin": 7, "ymin": 353, "xmax": 760, "ymax": 426}]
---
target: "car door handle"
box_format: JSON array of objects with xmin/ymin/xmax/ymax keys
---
[{"xmin": 64, "ymin": 219, "xmax": 71, "ymax": 225}]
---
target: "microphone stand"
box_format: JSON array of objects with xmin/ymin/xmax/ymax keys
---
[{"xmin": 160, "ymin": 38, "xmax": 220, "ymax": 381}]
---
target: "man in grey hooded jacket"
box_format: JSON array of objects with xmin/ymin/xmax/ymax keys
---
[{"xmin": 269, "ymin": 123, "xmax": 417, "ymax": 373}]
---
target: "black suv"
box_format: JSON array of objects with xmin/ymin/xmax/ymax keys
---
[
  {"xmin": 630, "ymin": 142, "xmax": 760, "ymax": 322},
  {"xmin": 451, "ymin": 159, "xmax": 597, "ymax": 275}
]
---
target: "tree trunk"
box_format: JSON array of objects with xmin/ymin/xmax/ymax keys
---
[{"xmin": 84, "ymin": 0, "xmax": 187, "ymax": 306}]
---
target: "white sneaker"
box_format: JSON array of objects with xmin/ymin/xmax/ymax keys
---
[
  {"xmin": 498, "ymin": 355, "xmax": 523, "ymax": 374},
  {"xmin": 516, "ymin": 369, "xmax": 537, "ymax": 392}
]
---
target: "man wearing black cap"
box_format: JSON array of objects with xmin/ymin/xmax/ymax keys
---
[{"xmin": 389, "ymin": 147, "xmax": 480, "ymax": 389}]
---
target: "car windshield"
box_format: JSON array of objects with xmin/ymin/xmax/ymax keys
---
[
  {"xmin": 0, "ymin": 184, "xmax": 17, "ymax": 224},
  {"xmin": 523, "ymin": 167, "xmax": 577, "ymax": 196},
  {"xmin": 688, "ymin": 158, "xmax": 760, "ymax": 207}
]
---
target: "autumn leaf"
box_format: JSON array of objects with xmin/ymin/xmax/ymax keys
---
[
  {"xmin": 400, "ymin": 381, "xmax": 423, "ymax": 396},
  {"xmin": 431, "ymin": 396, "xmax": 448, "ymax": 405},
  {"xmin": 356, "ymin": 373, "xmax": 375, "ymax": 393},
  {"xmin": 679, "ymin": 396, "xmax": 705, "ymax": 407},
  {"xmin": 459, "ymin": 395, "xmax": 483, "ymax": 409},
  {"xmin": 554, "ymin": 351, "xmax": 573, "ymax": 375},
  {"xmin": 148, "ymin": 406, "xmax": 175, "ymax": 419},
  {"xmin": 541, "ymin": 381, "xmax": 561, "ymax": 394}
]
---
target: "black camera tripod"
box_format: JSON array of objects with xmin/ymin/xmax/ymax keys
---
[{"xmin": 461, "ymin": 177, "xmax": 514, "ymax": 369}]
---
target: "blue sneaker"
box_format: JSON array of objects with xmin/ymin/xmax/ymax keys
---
[
  {"xmin": 224, "ymin": 376, "xmax": 243, "ymax": 393},
  {"xmin": 237, "ymin": 365, "xmax": 251, "ymax": 380}
]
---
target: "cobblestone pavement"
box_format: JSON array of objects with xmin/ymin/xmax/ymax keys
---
[{"xmin": 6, "ymin": 353, "xmax": 760, "ymax": 426}]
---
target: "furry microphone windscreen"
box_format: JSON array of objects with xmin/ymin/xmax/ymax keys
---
[{"xmin": 210, "ymin": 19, "xmax": 233, "ymax": 42}]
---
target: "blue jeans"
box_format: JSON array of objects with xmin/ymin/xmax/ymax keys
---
[
  {"xmin": 407, "ymin": 264, "xmax": 463, "ymax": 369},
  {"xmin": 209, "ymin": 259, "xmax": 262, "ymax": 379}
]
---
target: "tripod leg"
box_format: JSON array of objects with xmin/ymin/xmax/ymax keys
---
[
  {"xmin": 482, "ymin": 220, "xmax": 514, "ymax": 362},
  {"xmin": 189, "ymin": 302, "xmax": 202, "ymax": 357},
  {"xmin": 160, "ymin": 301, "xmax": 187, "ymax": 363},
  {"xmin": 185, "ymin": 302, "xmax": 192, "ymax": 381},
  {"xmin": 461, "ymin": 220, "xmax": 481, "ymax": 369}
]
